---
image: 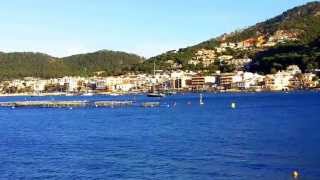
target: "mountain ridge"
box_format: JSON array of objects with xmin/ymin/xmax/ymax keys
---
[
  {"xmin": 144, "ymin": 1, "xmax": 320, "ymax": 73},
  {"xmin": 1, "ymin": 1, "xmax": 320, "ymax": 79},
  {"xmin": 0, "ymin": 50, "xmax": 144, "ymax": 80}
]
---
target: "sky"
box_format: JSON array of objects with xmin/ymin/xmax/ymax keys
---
[{"xmin": 0, "ymin": 0, "xmax": 315, "ymax": 58}]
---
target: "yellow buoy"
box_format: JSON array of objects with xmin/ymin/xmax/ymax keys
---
[{"xmin": 292, "ymin": 171, "xmax": 299, "ymax": 179}]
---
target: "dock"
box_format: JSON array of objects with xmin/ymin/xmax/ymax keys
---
[
  {"xmin": 94, "ymin": 101, "xmax": 133, "ymax": 107},
  {"xmin": 0, "ymin": 101, "xmax": 88, "ymax": 108},
  {"xmin": 142, "ymin": 102, "xmax": 160, "ymax": 107},
  {"xmin": 0, "ymin": 100, "xmax": 162, "ymax": 108}
]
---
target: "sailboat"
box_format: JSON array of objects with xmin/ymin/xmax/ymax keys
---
[
  {"xmin": 200, "ymin": 94, "xmax": 204, "ymax": 105},
  {"xmin": 147, "ymin": 61, "xmax": 165, "ymax": 98}
]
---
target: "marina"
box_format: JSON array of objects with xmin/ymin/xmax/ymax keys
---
[{"xmin": 94, "ymin": 101, "xmax": 133, "ymax": 107}]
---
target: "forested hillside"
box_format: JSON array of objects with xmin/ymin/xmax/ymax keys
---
[
  {"xmin": 0, "ymin": 50, "xmax": 144, "ymax": 80},
  {"xmin": 141, "ymin": 1, "xmax": 320, "ymax": 73}
]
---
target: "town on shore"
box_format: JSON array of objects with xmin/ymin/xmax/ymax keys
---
[
  {"xmin": 1, "ymin": 2, "xmax": 320, "ymax": 97},
  {"xmin": 1, "ymin": 30, "xmax": 319, "ymax": 96},
  {"xmin": 0, "ymin": 64, "xmax": 319, "ymax": 97}
]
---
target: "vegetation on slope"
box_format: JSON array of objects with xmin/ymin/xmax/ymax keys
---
[
  {"xmin": 140, "ymin": 1, "xmax": 320, "ymax": 73},
  {"xmin": 1, "ymin": 2, "xmax": 320, "ymax": 78},
  {"xmin": 0, "ymin": 50, "xmax": 144, "ymax": 80},
  {"xmin": 62, "ymin": 50, "xmax": 144, "ymax": 76},
  {"xmin": 249, "ymin": 38, "xmax": 320, "ymax": 74}
]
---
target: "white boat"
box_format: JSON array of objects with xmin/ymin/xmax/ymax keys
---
[
  {"xmin": 147, "ymin": 92, "xmax": 166, "ymax": 97},
  {"xmin": 109, "ymin": 93, "xmax": 120, "ymax": 96},
  {"xmin": 165, "ymin": 91, "xmax": 177, "ymax": 95},
  {"xmin": 82, "ymin": 92, "xmax": 94, "ymax": 96}
]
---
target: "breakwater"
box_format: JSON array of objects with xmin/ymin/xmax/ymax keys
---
[{"xmin": 0, "ymin": 100, "xmax": 162, "ymax": 108}]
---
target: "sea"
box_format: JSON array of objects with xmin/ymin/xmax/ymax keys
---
[{"xmin": 0, "ymin": 91, "xmax": 319, "ymax": 179}]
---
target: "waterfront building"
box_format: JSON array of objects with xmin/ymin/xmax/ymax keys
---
[
  {"xmin": 191, "ymin": 74, "xmax": 205, "ymax": 90},
  {"xmin": 264, "ymin": 72, "xmax": 292, "ymax": 91},
  {"xmin": 217, "ymin": 73, "xmax": 235, "ymax": 89},
  {"xmin": 33, "ymin": 80, "xmax": 48, "ymax": 92},
  {"xmin": 0, "ymin": 64, "xmax": 318, "ymax": 95}
]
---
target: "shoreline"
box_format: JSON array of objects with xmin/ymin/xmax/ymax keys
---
[{"xmin": 0, "ymin": 89, "xmax": 319, "ymax": 97}]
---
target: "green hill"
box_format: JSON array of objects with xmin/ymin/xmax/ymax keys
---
[
  {"xmin": 0, "ymin": 50, "xmax": 144, "ymax": 80},
  {"xmin": 249, "ymin": 37, "xmax": 320, "ymax": 74},
  {"xmin": 62, "ymin": 50, "xmax": 144, "ymax": 76},
  {"xmin": 0, "ymin": 52, "xmax": 67, "ymax": 79},
  {"xmin": 142, "ymin": 1, "xmax": 320, "ymax": 73},
  {"xmin": 222, "ymin": 1, "xmax": 320, "ymax": 43},
  {"xmin": 1, "ymin": 1, "xmax": 320, "ymax": 78}
]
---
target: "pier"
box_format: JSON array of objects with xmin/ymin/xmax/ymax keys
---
[
  {"xmin": 94, "ymin": 101, "xmax": 133, "ymax": 107},
  {"xmin": 142, "ymin": 102, "xmax": 160, "ymax": 107},
  {"xmin": 0, "ymin": 100, "xmax": 162, "ymax": 108},
  {"xmin": 0, "ymin": 101, "xmax": 88, "ymax": 108}
]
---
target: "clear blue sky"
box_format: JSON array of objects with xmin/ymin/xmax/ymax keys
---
[{"xmin": 0, "ymin": 0, "xmax": 314, "ymax": 58}]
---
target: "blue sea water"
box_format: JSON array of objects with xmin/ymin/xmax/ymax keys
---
[{"xmin": 0, "ymin": 92, "xmax": 319, "ymax": 180}]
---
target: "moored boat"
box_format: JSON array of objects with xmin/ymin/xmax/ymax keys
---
[
  {"xmin": 82, "ymin": 92, "xmax": 94, "ymax": 96},
  {"xmin": 147, "ymin": 92, "xmax": 165, "ymax": 97},
  {"xmin": 165, "ymin": 91, "xmax": 177, "ymax": 95}
]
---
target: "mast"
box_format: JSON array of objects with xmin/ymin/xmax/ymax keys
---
[
  {"xmin": 152, "ymin": 61, "xmax": 156, "ymax": 92},
  {"xmin": 153, "ymin": 61, "xmax": 156, "ymax": 77}
]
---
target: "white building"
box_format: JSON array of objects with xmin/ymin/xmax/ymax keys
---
[
  {"xmin": 204, "ymin": 76, "xmax": 216, "ymax": 84},
  {"xmin": 115, "ymin": 83, "xmax": 135, "ymax": 92},
  {"xmin": 265, "ymin": 71, "xmax": 293, "ymax": 91},
  {"xmin": 33, "ymin": 80, "xmax": 48, "ymax": 92},
  {"xmin": 232, "ymin": 71, "xmax": 264, "ymax": 89},
  {"xmin": 286, "ymin": 65, "xmax": 302, "ymax": 75}
]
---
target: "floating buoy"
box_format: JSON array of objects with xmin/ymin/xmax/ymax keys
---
[
  {"xmin": 69, "ymin": 107, "xmax": 73, "ymax": 110},
  {"xmin": 231, "ymin": 102, "xmax": 236, "ymax": 109},
  {"xmin": 187, "ymin": 101, "xmax": 192, "ymax": 105},
  {"xmin": 200, "ymin": 94, "xmax": 204, "ymax": 105},
  {"xmin": 292, "ymin": 171, "xmax": 299, "ymax": 179},
  {"xmin": 11, "ymin": 106, "xmax": 15, "ymax": 109}
]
